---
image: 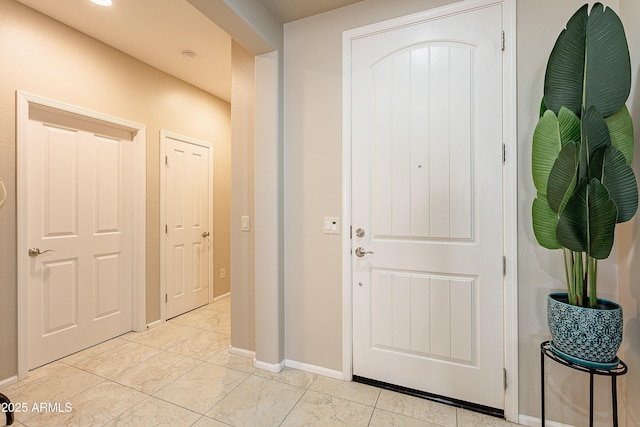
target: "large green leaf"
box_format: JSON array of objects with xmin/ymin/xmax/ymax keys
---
[
  {"xmin": 578, "ymin": 107, "xmax": 611, "ymax": 181},
  {"xmin": 544, "ymin": 3, "xmax": 631, "ymax": 117},
  {"xmin": 544, "ymin": 4, "xmax": 587, "ymax": 115},
  {"xmin": 532, "ymin": 108, "xmax": 580, "ymax": 196},
  {"xmin": 532, "ymin": 196, "xmax": 562, "ymax": 249},
  {"xmin": 585, "ymin": 4, "xmax": 631, "ymax": 116},
  {"xmin": 600, "ymin": 146, "xmax": 638, "ymax": 222},
  {"xmin": 557, "ymin": 179, "xmax": 618, "ymax": 259},
  {"xmin": 558, "ymin": 107, "xmax": 581, "ymax": 144},
  {"xmin": 582, "ymin": 106, "xmax": 611, "ymax": 158},
  {"xmin": 605, "ymin": 105, "xmax": 634, "ymax": 165},
  {"xmin": 547, "ymin": 141, "xmax": 579, "ymax": 213},
  {"xmin": 532, "ymin": 111, "xmax": 562, "ymax": 195},
  {"xmin": 540, "ymin": 98, "xmax": 547, "ymax": 118}
]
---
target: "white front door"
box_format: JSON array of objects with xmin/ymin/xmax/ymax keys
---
[
  {"xmin": 25, "ymin": 104, "xmax": 134, "ymax": 370},
  {"xmin": 163, "ymin": 132, "xmax": 213, "ymax": 319},
  {"xmin": 350, "ymin": 3, "xmax": 505, "ymax": 409}
]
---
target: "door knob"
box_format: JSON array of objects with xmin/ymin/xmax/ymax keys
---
[
  {"xmin": 201, "ymin": 231, "xmax": 210, "ymax": 238},
  {"xmin": 28, "ymin": 248, "xmax": 54, "ymax": 257},
  {"xmin": 355, "ymin": 247, "xmax": 374, "ymax": 257}
]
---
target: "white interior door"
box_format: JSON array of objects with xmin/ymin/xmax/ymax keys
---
[
  {"xmin": 163, "ymin": 132, "xmax": 212, "ymax": 319},
  {"xmin": 350, "ymin": 3, "xmax": 505, "ymax": 409},
  {"xmin": 25, "ymin": 105, "xmax": 134, "ymax": 370}
]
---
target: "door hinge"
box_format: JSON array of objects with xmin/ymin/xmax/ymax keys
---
[
  {"xmin": 503, "ymin": 368, "xmax": 508, "ymax": 390},
  {"xmin": 165, "ymin": 294, "xmax": 168, "ymax": 303},
  {"xmin": 502, "ymin": 143, "xmax": 506, "ymax": 164},
  {"xmin": 165, "ymin": 155, "xmax": 168, "ymax": 166},
  {"xmin": 501, "ymin": 31, "xmax": 505, "ymax": 51},
  {"xmin": 503, "ymin": 256, "xmax": 507, "ymax": 276},
  {"xmin": 350, "ymin": 226, "xmax": 353, "ymax": 239},
  {"xmin": 165, "ymin": 224, "xmax": 168, "ymax": 234}
]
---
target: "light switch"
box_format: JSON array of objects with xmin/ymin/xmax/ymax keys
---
[
  {"xmin": 323, "ymin": 217, "xmax": 340, "ymax": 235},
  {"xmin": 220, "ymin": 268, "xmax": 226, "ymax": 279},
  {"xmin": 241, "ymin": 216, "xmax": 250, "ymax": 232}
]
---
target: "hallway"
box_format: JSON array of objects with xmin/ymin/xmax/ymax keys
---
[{"xmin": 2, "ymin": 296, "xmax": 517, "ymax": 426}]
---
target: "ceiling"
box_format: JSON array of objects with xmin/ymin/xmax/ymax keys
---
[
  {"xmin": 15, "ymin": 0, "xmax": 364, "ymax": 103},
  {"xmin": 261, "ymin": 0, "xmax": 364, "ymax": 23}
]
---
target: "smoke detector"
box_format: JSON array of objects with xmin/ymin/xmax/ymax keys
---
[{"xmin": 181, "ymin": 50, "xmax": 197, "ymax": 61}]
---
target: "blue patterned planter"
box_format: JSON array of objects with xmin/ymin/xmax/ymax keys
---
[{"xmin": 547, "ymin": 292, "xmax": 623, "ymax": 364}]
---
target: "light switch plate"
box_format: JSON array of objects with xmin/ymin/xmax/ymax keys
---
[
  {"xmin": 323, "ymin": 217, "xmax": 340, "ymax": 235},
  {"xmin": 241, "ymin": 216, "xmax": 250, "ymax": 232}
]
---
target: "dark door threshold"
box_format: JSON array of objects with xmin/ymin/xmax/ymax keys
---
[{"xmin": 352, "ymin": 376, "xmax": 504, "ymax": 419}]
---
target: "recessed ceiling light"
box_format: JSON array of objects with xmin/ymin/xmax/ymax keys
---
[{"xmin": 90, "ymin": 0, "xmax": 112, "ymax": 6}]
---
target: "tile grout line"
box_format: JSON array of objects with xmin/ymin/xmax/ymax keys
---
[
  {"xmin": 277, "ymin": 387, "xmax": 310, "ymax": 426},
  {"xmin": 15, "ymin": 301, "xmax": 236, "ymax": 426},
  {"xmin": 64, "ymin": 334, "xmax": 218, "ymax": 424},
  {"xmin": 367, "ymin": 387, "xmax": 384, "ymax": 426},
  {"xmin": 202, "ymin": 365, "xmax": 256, "ymax": 425}
]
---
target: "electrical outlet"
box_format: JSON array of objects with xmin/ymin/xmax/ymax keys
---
[{"xmin": 220, "ymin": 268, "xmax": 226, "ymax": 279}]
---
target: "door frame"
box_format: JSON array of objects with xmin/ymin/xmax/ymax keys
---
[
  {"xmin": 340, "ymin": 0, "xmax": 519, "ymax": 421},
  {"xmin": 159, "ymin": 130, "xmax": 214, "ymax": 321},
  {"xmin": 16, "ymin": 91, "xmax": 147, "ymax": 380}
]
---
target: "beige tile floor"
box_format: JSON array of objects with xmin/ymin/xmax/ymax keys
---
[{"xmin": 2, "ymin": 296, "xmax": 520, "ymax": 426}]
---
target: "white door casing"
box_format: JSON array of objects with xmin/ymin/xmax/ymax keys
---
[
  {"xmin": 161, "ymin": 131, "xmax": 213, "ymax": 320},
  {"xmin": 17, "ymin": 92, "xmax": 146, "ymax": 375},
  {"xmin": 342, "ymin": 0, "xmax": 518, "ymax": 416}
]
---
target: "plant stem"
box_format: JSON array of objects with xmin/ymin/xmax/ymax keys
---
[
  {"xmin": 589, "ymin": 256, "xmax": 598, "ymax": 308},
  {"xmin": 563, "ymin": 249, "xmax": 576, "ymax": 304},
  {"xmin": 576, "ymin": 252, "xmax": 584, "ymax": 306}
]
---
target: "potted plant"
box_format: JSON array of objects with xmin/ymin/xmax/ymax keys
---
[{"xmin": 532, "ymin": 2, "xmax": 637, "ymax": 366}]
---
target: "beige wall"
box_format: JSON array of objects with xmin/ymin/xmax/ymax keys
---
[
  {"xmin": 517, "ymin": 0, "xmax": 640, "ymax": 426},
  {"xmin": 284, "ymin": 0, "xmax": 639, "ymax": 424},
  {"xmin": 4, "ymin": 0, "xmax": 639, "ymax": 423},
  {"xmin": 0, "ymin": 0, "xmax": 231, "ymax": 381},
  {"xmin": 230, "ymin": 41, "xmax": 256, "ymax": 351},
  {"xmin": 254, "ymin": 50, "xmax": 285, "ymax": 366},
  {"xmin": 283, "ymin": 0, "xmax": 462, "ymax": 373},
  {"xmin": 619, "ymin": 1, "xmax": 640, "ymax": 425}
]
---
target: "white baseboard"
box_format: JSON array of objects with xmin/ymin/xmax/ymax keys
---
[
  {"xmin": 244, "ymin": 354, "xmax": 343, "ymax": 379},
  {"xmin": 0, "ymin": 375, "xmax": 18, "ymax": 390},
  {"xmin": 255, "ymin": 359, "xmax": 286, "ymax": 373},
  {"xmin": 285, "ymin": 359, "xmax": 343, "ymax": 380},
  {"xmin": 213, "ymin": 292, "xmax": 230, "ymax": 302},
  {"xmin": 145, "ymin": 319, "xmax": 164, "ymax": 330},
  {"xmin": 519, "ymin": 414, "xmax": 575, "ymax": 427},
  {"xmin": 229, "ymin": 347, "xmax": 255, "ymax": 359}
]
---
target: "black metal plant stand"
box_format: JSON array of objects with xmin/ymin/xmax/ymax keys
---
[
  {"xmin": 540, "ymin": 340, "xmax": 628, "ymax": 427},
  {"xmin": 0, "ymin": 392, "xmax": 13, "ymax": 426}
]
